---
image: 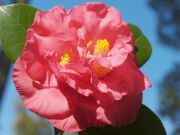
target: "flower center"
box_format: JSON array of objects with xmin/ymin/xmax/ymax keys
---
[
  {"xmin": 94, "ymin": 39, "xmax": 110, "ymax": 57},
  {"xmin": 60, "ymin": 53, "xmax": 71, "ymax": 67},
  {"xmin": 86, "ymin": 39, "xmax": 111, "ymax": 77}
]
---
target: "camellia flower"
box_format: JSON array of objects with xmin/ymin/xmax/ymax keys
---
[{"xmin": 13, "ymin": 2, "xmax": 151, "ymax": 132}]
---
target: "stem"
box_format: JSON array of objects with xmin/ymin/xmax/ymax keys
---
[{"xmin": 54, "ymin": 127, "xmax": 60, "ymax": 135}]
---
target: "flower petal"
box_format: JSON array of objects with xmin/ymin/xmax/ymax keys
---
[
  {"xmin": 50, "ymin": 85, "xmax": 99, "ymax": 132},
  {"xmin": 25, "ymin": 6, "xmax": 78, "ymax": 59},
  {"xmin": 13, "ymin": 58, "xmax": 72, "ymax": 119},
  {"xmin": 25, "ymin": 87, "xmax": 72, "ymax": 119},
  {"xmin": 50, "ymin": 93, "xmax": 142, "ymax": 132},
  {"xmin": 106, "ymin": 23, "xmax": 134, "ymax": 67},
  {"xmin": 95, "ymin": 55, "xmax": 151, "ymax": 100},
  {"xmin": 99, "ymin": 6, "xmax": 122, "ymax": 30},
  {"xmin": 32, "ymin": 6, "xmax": 66, "ymax": 36},
  {"xmin": 25, "ymin": 28, "xmax": 77, "ymax": 59},
  {"xmin": 68, "ymin": 2, "xmax": 107, "ymax": 36},
  {"xmin": 13, "ymin": 58, "xmax": 36, "ymax": 98},
  {"xmin": 50, "ymin": 116, "xmax": 81, "ymax": 132},
  {"xmin": 96, "ymin": 94, "xmax": 142, "ymax": 126}
]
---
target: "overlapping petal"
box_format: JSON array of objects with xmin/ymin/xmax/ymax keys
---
[
  {"xmin": 93, "ymin": 55, "xmax": 151, "ymax": 100},
  {"xmin": 13, "ymin": 58, "xmax": 72, "ymax": 119}
]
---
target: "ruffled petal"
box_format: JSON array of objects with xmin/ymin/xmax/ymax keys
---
[
  {"xmin": 107, "ymin": 23, "xmax": 134, "ymax": 67},
  {"xmin": 69, "ymin": 2, "xmax": 123, "ymax": 47},
  {"xmin": 63, "ymin": 72, "xmax": 95, "ymax": 97},
  {"xmin": 13, "ymin": 58, "xmax": 37, "ymax": 98},
  {"xmin": 95, "ymin": 55, "xmax": 151, "ymax": 100},
  {"xmin": 107, "ymin": 41, "xmax": 132, "ymax": 67},
  {"xmin": 32, "ymin": 6, "xmax": 67, "ymax": 36},
  {"xmin": 13, "ymin": 58, "xmax": 72, "ymax": 119},
  {"xmin": 99, "ymin": 6, "xmax": 122, "ymax": 30},
  {"xmin": 25, "ymin": 6, "xmax": 78, "ymax": 59},
  {"xmin": 68, "ymin": 2, "xmax": 107, "ymax": 37},
  {"xmin": 25, "ymin": 87, "xmax": 72, "ymax": 119},
  {"xmin": 25, "ymin": 28, "xmax": 77, "ymax": 59}
]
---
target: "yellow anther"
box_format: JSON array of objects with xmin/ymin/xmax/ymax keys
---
[
  {"xmin": 94, "ymin": 39, "xmax": 110, "ymax": 56},
  {"xmin": 60, "ymin": 53, "xmax": 71, "ymax": 67},
  {"xmin": 87, "ymin": 40, "xmax": 93, "ymax": 47}
]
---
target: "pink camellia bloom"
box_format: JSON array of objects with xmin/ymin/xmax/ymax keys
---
[{"xmin": 13, "ymin": 2, "xmax": 151, "ymax": 132}]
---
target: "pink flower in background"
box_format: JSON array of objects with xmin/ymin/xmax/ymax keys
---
[{"xmin": 13, "ymin": 2, "xmax": 151, "ymax": 132}]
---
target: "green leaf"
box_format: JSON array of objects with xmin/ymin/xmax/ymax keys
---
[
  {"xmin": 0, "ymin": 3, "xmax": 37, "ymax": 63},
  {"xmin": 128, "ymin": 24, "xmax": 152, "ymax": 67},
  {"xmin": 78, "ymin": 105, "xmax": 166, "ymax": 135}
]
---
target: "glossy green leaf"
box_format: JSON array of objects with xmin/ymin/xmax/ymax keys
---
[
  {"xmin": 129, "ymin": 24, "xmax": 152, "ymax": 67},
  {"xmin": 0, "ymin": 3, "xmax": 37, "ymax": 63},
  {"xmin": 78, "ymin": 105, "xmax": 166, "ymax": 135}
]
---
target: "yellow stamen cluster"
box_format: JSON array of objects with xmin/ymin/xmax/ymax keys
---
[
  {"xmin": 94, "ymin": 39, "xmax": 110, "ymax": 56},
  {"xmin": 60, "ymin": 53, "xmax": 71, "ymax": 67}
]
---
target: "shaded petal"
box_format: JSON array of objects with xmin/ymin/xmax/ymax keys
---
[
  {"xmin": 22, "ymin": 46, "xmax": 47, "ymax": 83},
  {"xmin": 50, "ymin": 85, "xmax": 99, "ymax": 132},
  {"xmin": 50, "ymin": 104, "xmax": 96, "ymax": 132},
  {"xmin": 25, "ymin": 59, "xmax": 46, "ymax": 83},
  {"xmin": 63, "ymin": 71, "xmax": 118, "ymax": 109},
  {"xmin": 111, "ymin": 55, "xmax": 151, "ymax": 94},
  {"xmin": 50, "ymin": 93, "xmax": 142, "ymax": 132},
  {"xmin": 96, "ymin": 94, "xmax": 142, "ymax": 126}
]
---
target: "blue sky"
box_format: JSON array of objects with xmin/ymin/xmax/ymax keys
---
[{"xmin": 1, "ymin": 0, "xmax": 180, "ymax": 135}]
